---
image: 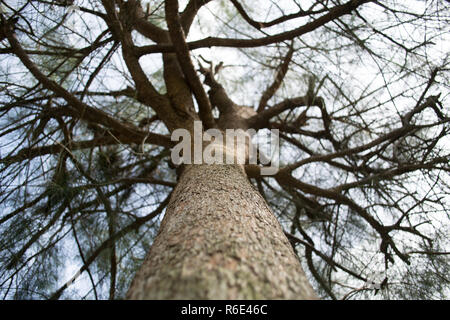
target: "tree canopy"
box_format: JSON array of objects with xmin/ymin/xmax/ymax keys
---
[{"xmin": 0, "ymin": 0, "xmax": 449, "ymax": 299}]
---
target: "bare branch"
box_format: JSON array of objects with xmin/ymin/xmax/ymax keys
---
[
  {"xmin": 257, "ymin": 43, "xmax": 295, "ymax": 112},
  {"xmin": 165, "ymin": 0, "xmax": 215, "ymax": 129},
  {"xmin": 136, "ymin": 0, "xmax": 372, "ymax": 55}
]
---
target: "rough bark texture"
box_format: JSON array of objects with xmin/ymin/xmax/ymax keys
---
[{"xmin": 126, "ymin": 164, "xmax": 317, "ymax": 299}]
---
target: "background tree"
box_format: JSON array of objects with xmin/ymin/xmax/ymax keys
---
[{"xmin": 0, "ymin": 0, "xmax": 449, "ymax": 299}]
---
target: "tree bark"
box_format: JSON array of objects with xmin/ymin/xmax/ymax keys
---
[{"xmin": 126, "ymin": 163, "xmax": 317, "ymax": 299}]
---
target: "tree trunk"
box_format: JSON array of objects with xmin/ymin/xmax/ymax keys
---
[{"xmin": 126, "ymin": 163, "xmax": 317, "ymax": 299}]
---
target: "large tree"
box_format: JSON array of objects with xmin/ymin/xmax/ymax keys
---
[{"xmin": 0, "ymin": 0, "xmax": 449, "ymax": 299}]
